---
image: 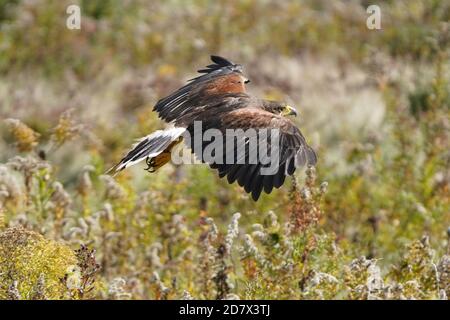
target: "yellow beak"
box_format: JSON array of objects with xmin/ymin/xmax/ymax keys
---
[{"xmin": 283, "ymin": 105, "xmax": 298, "ymax": 117}]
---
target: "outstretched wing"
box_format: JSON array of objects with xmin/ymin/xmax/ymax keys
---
[
  {"xmin": 153, "ymin": 55, "xmax": 249, "ymax": 124},
  {"xmin": 185, "ymin": 101, "xmax": 317, "ymax": 201}
]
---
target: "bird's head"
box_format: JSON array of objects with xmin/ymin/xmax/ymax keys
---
[{"xmin": 263, "ymin": 101, "xmax": 298, "ymax": 117}]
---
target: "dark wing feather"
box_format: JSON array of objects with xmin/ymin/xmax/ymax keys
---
[
  {"xmin": 153, "ymin": 55, "xmax": 246, "ymax": 124},
  {"xmin": 186, "ymin": 100, "xmax": 317, "ymax": 201},
  {"xmin": 196, "ymin": 55, "xmax": 239, "ymax": 75}
]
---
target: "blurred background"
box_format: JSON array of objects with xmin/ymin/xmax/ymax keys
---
[{"xmin": 0, "ymin": 0, "xmax": 449, "ymax": 299}]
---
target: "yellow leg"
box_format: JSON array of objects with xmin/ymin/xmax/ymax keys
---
[{"xmin": 145, "ymin": 137, "xmax": 183, "ymax": 172}]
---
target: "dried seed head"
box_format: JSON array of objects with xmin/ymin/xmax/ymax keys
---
[
  {"xmin": 0, "ymin": 165, "xmax": 23, "ymax": 206},
  {"xmin": 267, "ymin": 211, "xmax": 279, "ymax": 229},
  {"xmin": 5, "ymin": 118, "xmax": 40, "ymax": 152},
  {"xmin": 100, "ymin": 175, "xmax": 126, "ymax": 199},
  {"xmin": 320, "ymin": 181, "xmax": 328, "ymax": 194},
  {"xmin": 224, "ymin": 212, "xmax": 241, "ymax": 255},
  {"xmin": 77, "ymin": 165, "xmax": 95, "ymax": 197},
  {"xmin": 181, "ymin": 290, "xmax": 194, "ymax": 300},
  {"xmin": 205, "ymin": 217, "xmax": 218, "ymax": 241},
  {"xmin": 109, "ymin": 278, "xmax": 132, "ymax": 300},
  {"xmin": 300, "ymin": 187, "xmax": 312, "ymax": 200},
  {"xmin": 305, "ymin": 165, "xmax": 316, "ymax": 186},
  {"xmin": 50, "ymin": 109, "xmax": 83, "ymax": 147},
  {"xmin": 241, "ymin": 234, "xmax": 269, "ymax": 269},
  {"xmin": 8, "ymin": 281, "xmax": 21, "ymax": 300},
  {"xmin": 50, "ymin": 181, "xmax": 72, "ymax": 208}
]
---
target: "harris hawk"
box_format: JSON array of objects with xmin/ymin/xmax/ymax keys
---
[{"xmin": 109, "ymin": 56, "xmax": 317, "ymax": 201}]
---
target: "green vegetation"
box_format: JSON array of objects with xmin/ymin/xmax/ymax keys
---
[
  {"xmin": 0, "ymin": 226, "xmax": 77, "ymax": 299},
  {"xmin": 0, "ymin": 0, "xmax": 449, "ymax": 299}
]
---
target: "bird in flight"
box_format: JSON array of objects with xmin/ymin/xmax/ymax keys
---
[{"xmin": 109, "ymin": 56, "xmax": 317, "ymax": 200}]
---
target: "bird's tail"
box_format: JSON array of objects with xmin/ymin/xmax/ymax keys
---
[{"xmin": 107, "ymin": 127, "xmax": 185, "ymax": 175}]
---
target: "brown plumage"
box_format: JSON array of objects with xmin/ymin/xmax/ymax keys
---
[{"xmin": 110, "ymin": 56, "xmax": 317, "ymax": 201}]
